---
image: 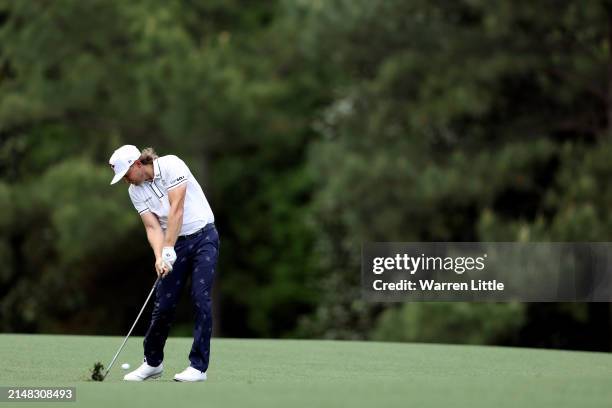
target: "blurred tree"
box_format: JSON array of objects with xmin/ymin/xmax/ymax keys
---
[
  {"xmin": 0, "ymin": 0, "xmax": 321, "ymax": 337},
  {"xmin": 296, "ymin": 0, "xmax": 612, "ymax": 350},
  {"xmin": 372, "ymin": 303, "xmax": 526, "ymax": 345},
  {"xmin": 1, "ymin": 0, "xmax": 611, "ymax": 351}
]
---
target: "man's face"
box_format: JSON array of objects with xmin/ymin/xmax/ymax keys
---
[{"xmin": 123, "ymin": 161, "xmax": 146, "ymax": 185}]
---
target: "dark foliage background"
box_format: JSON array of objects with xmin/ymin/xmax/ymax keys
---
[{"xmin": 0, "ymin": 0, "xmax": 610, "ymax": 351}]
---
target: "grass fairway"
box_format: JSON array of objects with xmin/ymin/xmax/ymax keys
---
[{"xmin": 0, "ymin": 334, "xmax": 610, "ymax": 407}]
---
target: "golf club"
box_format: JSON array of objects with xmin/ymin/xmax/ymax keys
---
[{"xmin": 91, "ymin": 276, "xmax": 161, "ymax": 381}]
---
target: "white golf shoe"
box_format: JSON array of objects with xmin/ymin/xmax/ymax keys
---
[
  {"xmin": 173, "ymin": 366, "xmax": 207, "ymax": 382},
  {"xmin": 123, "ymin": 360, "xmax": 163, "ymax": 381}
]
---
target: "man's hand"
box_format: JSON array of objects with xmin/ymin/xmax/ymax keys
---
[
  {"xmin": 155, "ymin": 257, "xmax": 171, "ymax": 278},
  {"xmin": 162, "ymin": 246, "xmax": 177, "ymax": 267}
]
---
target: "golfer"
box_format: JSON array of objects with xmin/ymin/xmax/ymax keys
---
[{"xmin": 108, "ymin": 145, "xmax": 219, "ymax": 382}]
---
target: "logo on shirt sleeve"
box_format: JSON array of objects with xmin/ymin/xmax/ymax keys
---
[{"xmin": 170, "ymin": 176, "xmax": 186, "ymax": 186}]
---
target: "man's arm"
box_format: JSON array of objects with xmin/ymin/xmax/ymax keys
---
[
  {"xmin": 141, "ymin": 212, "xmax": 168, "ymax": 277},
  {"xmin": 163, "ymin": 183, "xmax": 187, "ymax": 247}
]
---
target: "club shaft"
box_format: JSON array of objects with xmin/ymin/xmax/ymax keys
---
[{"xmin": 103, "ymin": 277, "xmax": 160, "ymax": 378}]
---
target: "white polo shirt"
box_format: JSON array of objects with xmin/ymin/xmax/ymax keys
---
[{"xmin": 128, "ymin": 155, "xmax": 214, "ymax": 236}]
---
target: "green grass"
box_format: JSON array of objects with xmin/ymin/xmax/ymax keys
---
[{"xmin": 0, "ymin": 334, "xmax": 611, "ymax": 408}]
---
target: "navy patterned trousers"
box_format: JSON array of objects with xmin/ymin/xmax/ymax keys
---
[{"xmin": 143, "ymin": 223, "xmax": 219, "ymax": 372}]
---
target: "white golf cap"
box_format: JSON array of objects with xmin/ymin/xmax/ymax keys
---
[{"xmin": 108, "ymin": 145, "xmax": 141, "ymax": 185}]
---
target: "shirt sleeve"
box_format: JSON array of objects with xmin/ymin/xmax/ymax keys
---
[
  {"xmin": 128, "ymin": 187, "xmax": 150, "ymax": 215},
  {"xmin": 162, "ymin": 155, "xmax": 190, "ymax": 191}
]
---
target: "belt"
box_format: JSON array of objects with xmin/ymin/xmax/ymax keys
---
[{"xmin": 176, "ymin": 223, "xmax": 215, "ymax": 242}]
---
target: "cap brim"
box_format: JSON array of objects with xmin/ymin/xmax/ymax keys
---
[{"xmin": 110, "ymin": 169, "xmax": 129, "ymax": 185}]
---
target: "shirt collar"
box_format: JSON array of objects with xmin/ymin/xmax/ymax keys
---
[{"xmin": 153, "ymin": 158, "xmax": 162, "ymax": 179}]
